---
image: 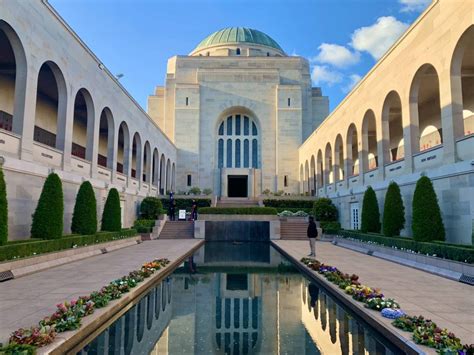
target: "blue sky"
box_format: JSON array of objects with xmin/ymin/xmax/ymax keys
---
[{"xmin": 49, "ymin": 0, "xmax": 430, "ymax": 112}]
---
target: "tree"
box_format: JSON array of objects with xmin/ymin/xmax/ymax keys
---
[
  {"xmin": 412, "ymin": 176, "xmax": 445, "ymax": 242},
  {"xmin": 101, "ymin": 188, "xmax": 121, "ymax": 232},
  {"xmin": 361, "ymin": 186, "xmax": 381, "ymax": 233},
  {"xmin": 383, "ymin": 182, "xmax": 405, "ymax": 237},
  {"xmin": 313, "ymin": 198, "xmax": 338, "ymax": 221},
  {"xmin": 71, "ymin": 181, "xmax": 97, "ymax": 235},
  {"xmin": 140, "ymin": 197, "xmax": 163, "ymax": 219},
  {"xmin": 0, "ymin": 166, "xmax": 7, "ymax": 245},
  {"xmin": 31, "ymin": 173, "xmax": 64, "ymax": 239}
]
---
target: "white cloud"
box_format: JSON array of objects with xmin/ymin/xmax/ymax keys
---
[
  {"xmin": 351, "ymin": 16, "xmax": 409, "ymax": 60},
  {"xmin": 314, "ymin": 43, "xmax": 360, "ymax": 68},
  {"xmin": 343, "ymin": 74, "xmax": 362, "ymax": 93},
  {"xmin": 311, "ymin": 65, "xmax": 343, "ymax": 86},
  {"xmin": 399, "ymin": 0, "xmax": 431, "ymax": 12}
]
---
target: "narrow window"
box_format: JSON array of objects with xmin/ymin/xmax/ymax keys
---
[
  {"xmin": 185, "ymin": 97, "xmax": 189, "ymax": 106},
  {"xmin": 252, "ymin": 139, "xmax": 258, "ymax": 168},
  {"xmin": 236, "ymin": 48, "xmax": 241, "ymax": 55},
  {"xmin": 218, "ymin": 139, "xmax": 224, "ymax": 168},
  {"xmin": 235, "ymin": 115, "xmax": 241, "ymax": 135},
  {"xmin": 243, "ymin": 139, "xmax": 249, "ymax": 168},
  {"xmin": 288, "ymin": 98, "xmax": 291, "ymax": 107},
  {"xmin": 235, "ymin": 139, "xmax": 241, "ymax": 168},
  {"xmin": 243, "ymin": 116, "xmax": 249, "ymax": 135},
  {"xmin": 284, "ymin": 175, "xmax": 288, "ymax": 187},
  {"xmin": 187, "ymin": 174, "xmax": 192, "ymax": 186},
  {"xmin": 227, "ymin": 116, "xmax": 233, "ymax": 135},
  {"xmin": 218, "ymin": 122, "xmax": 224, "ymax": 136},
  {"xmin": 227, "ymin": 139, "xmax": 233, "ymax": 168}
]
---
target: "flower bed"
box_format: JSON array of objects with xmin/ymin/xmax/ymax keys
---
[
  {"xmin": 300, "ymin": 257, "xmax": 473, "ymax": 354},
  {"xmin": 199, "ymin": 207, "xmax": 278, "ymax": 215},
  {"xmin": 0, "ymin": 258, "xmax": 170, "ymax": 354},
  {"xmin": 0, "ymin": 229, "xmax": 137, "ymax": 262},
  {"xmin": 277, "ymin": 210, "xmax": 309, "ymax": 217}
]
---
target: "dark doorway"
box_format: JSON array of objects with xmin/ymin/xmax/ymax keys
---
[{"xmin": 228, "ymin": 175, "xmax": 248, "ymax": 197}]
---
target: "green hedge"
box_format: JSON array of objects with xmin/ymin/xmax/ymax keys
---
[
  {"xmin": 161, "ymin": 198, "xmax": 211, "ymax": 212},
  {"xmin": 275, "ymin": 207, "xmax": 312, "ymax": 214},
  {"xmin": 313, "ymin": 198, "xmax": 338, "ymax": 221},
  {"xmin": 0, "ymin": 166, "xmax": 7, "ymax": 246},
  {"xmin": 101, "ymin": 188, "xmax": 121, "ymax": 232},
  {"xmin": 263, "ymin": 199, "xmax": 314, "ymax": 208},
  {"xmin": 0, "ymin": 229, "xmax": 137, "ymax": 262},
  {"xmin": 320, "ymin": 221, "xmax": 341, "ymax": 234},
  {"xmin": 71, "ymin": 181, "xmax": 97, "ymax": 235},
  {"xmin": 133, "ymin": 219, "xmax": 156, "ymax": 233},
  {"xmin": 338, "ymin": 230, "xmax": 474, "ymax": 264},
  {"xmin": 199, "ymin": 207, "xmax": 278, "ymax": 215},
  {"xmin": 361, "ymin": 186, "xmax": 381, "ymax": 233},
  {"xmin": 140, "ymin": 197, "xmax": 163, "ymax": 219}
]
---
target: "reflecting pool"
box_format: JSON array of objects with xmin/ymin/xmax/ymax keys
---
[{"xmin": 79, "ymin": 243, "xmax": 403, "ymax": 355}]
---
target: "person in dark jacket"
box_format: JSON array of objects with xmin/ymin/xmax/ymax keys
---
[
  {"xmin": 307, "ymin": 216, "xmax": 318, "ymax": 257},
  {"xmin": 191, "ymin": 199, "xmax": 198, "ymax": 220}
]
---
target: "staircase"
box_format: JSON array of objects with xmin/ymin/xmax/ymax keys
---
[
  {"xmin": 158, "ymin": 221, "xmax": 194, "ymax": 239},
  {"xmin": 216, "ymin": 198, "xmax": 260, "ymax": 208},
  {"xmin": 280, "ymin": 220, "xmax": 308, "ymax": 240}
]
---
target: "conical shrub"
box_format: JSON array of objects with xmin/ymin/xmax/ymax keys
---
[
  {"xmin": 71, "ymin": 181, "xmax": 97, "ymax": 235},
  {"xmin": 412, "ymin": 176, "xmax": 445, "ymax": 242},
  {"xmin": 383, "ymin": 181, "xmax": 405, "ymax": 237},
  {"xmin": 361, "ymin": 186, "xmax": 381, "ymax": 233},
  {"xmin": 0, "ymin": 166, "xmax": 8, "ymax": 245},
  {"xmin": 31, "ymin": 173, "xmax": 64, "ymax": 239},
  {"xmin": 101, "ymin": 188, "xmax": 121, "ymax": 232}
]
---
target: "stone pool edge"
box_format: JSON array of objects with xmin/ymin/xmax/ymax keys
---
[
  {"xmin": 38, "ymin": 239, "xmax": 205, "ymax": 355},
  {"xmin": 271, "ymin": 241, "xmax": 429, "ymax": 355}
]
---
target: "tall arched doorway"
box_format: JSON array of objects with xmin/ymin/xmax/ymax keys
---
[{"xmin": 216, "ymin": 109, "xmax": 260, "ymax": 198}]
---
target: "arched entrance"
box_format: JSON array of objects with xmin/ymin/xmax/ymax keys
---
[{"xmin": 216, "ymin": 108, "xmax": 260, "ymax": 198}]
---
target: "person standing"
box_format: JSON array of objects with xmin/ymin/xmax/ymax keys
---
[
  {"xmin": 191, "ymin": 199, "xmax": 198, "ymax": 221},
  {"xmin": 170, "ymin": 199, "xmax": 176, "ymax": 221},
  {"xmin": 307, "ymin": 216, "xmax": 318, "ymax": 257}
]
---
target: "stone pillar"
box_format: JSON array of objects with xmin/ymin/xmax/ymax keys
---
[
  {"xmin": 60, "ymin": 90, "xmax": 74, "ymax": 171},
  {"xmin": 19, "ymin": 64, "xmax": 40, "ymax": 162},
  {"xmin": 439, "ymin": 68, "xmax": 459, "ymax": 164},
  {"xmin": 110, "ymin": 124, "xmax": 119, "ymax": 181},
  {"xmin": 404, "ymin": 93, "xmax": 416, "ymax": 174},
  {"xmin": 90, "ymin": 106, "xmax": 101, "ymax": 178}
]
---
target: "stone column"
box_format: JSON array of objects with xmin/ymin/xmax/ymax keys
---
[
  {"xmin": 110, "ymin": 124, "xmax": 119, "ymax": 182},
  {"xmin": 404, "ymin": 92, "xmax": 416, "ymax": 174},
  {"xmin": 90, "ymin": 106, "xmax": 101, "ymax": 178},
  {"xmin": 439, "ymin": 68, "xmax": 460, "ymax": 164},
  {"xmin": 60, "ymin": 90, "xmax": 74, "ymax": 171}
]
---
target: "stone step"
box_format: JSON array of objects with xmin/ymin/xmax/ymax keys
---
[{"xmin": 158, "ymin": 221, "xmax": 194, "ymax": 239}]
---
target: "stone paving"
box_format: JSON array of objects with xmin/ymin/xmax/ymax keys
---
[
  {"xmin": 274, "ymin": 240, "xmax": 474, "ymax": 345},
  {"xmin": 0, "ymin": 239, "xmax": 202, "ymax": 344}
]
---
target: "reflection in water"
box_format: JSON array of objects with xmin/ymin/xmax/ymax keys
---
[{"xmin": 78, "ymin": 243, "xmax": 402, "ymax": 355}]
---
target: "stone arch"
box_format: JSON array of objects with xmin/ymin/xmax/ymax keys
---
[
  {"xmin": 171, "ymin": 162, "xmax": 176, "ymax": 191},
  {"xmin": 324, "ymin": 142, "xmax": 333, "ymax": 184},
  {"xmin": 316, "ymin": 149, "xmax": 323, "ymax": 187},
  {"xmin": 71, "ymin": 88, "xmax": 94, "ymax": 161},
  {"xmin": 304, "ymin": 160, "xmax": 310, "ymax": 194},
  {"xmin": 131, "ymin": 132, "xmax": 142, "ymax": 179},
  {"xmin": 97, "ymin": 107, "xmax": 115, "ymax": 169},
  {"xmin": 409, "ymin": 64, "xmax": 442, "ymax": 152},
  {"xmin": 117, "ymin": 121, "xmax": 130, "ymax": 175},
  {"xmin": 159, "ymin": 154, "xmax": 165, "ymax": 194},
  {"xmin": 34, "ymin": 61, "xmax": 68, "ymax": 150},
  {"xmin": 166, "ymin": 158, "xmax": 171, "ymax": 193},
  {"xmin": 310, "ymin": 155, "xmax": 316, "ymax": 196},
  {"xmin": 361, "ymin": 109, "xmax": 378, "ymax": 171},
  {"xmin": 0, "ymin": 20, "xmax": 27, "ymax": 135},
  {"xmin": 143, "ymin": 140, "xmax": 151, "ymax": 183},
  {"xmin": 299, "ymin": 163, "xmax": 304, "ymax": 193},
  {"xmin": 382, "ymin": 91, "xmax": 404, "ymax": 162},
  {"xmin": 334, "ymin": 134, "xmax": 344, "ymax": 181},
  {"xmin": 346, "ymin": 123, "xmax": 359, "ymax": 176},
  {"xmin": 152, "ymin": 148, "xmax": 159, "ymax": 186},
  {"xmin": 451, "ymin": 25, "xmax": 474, "ymax": 138}
]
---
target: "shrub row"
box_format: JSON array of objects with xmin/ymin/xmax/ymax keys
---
[
  {"xmin": 140, "ymin": 197, "xmax": 163, "ymax": 220},
  {"xmin": 0, "ymin": 229, "xmax": 137, "ymax": 262},
  {"xmin": 263, "ymin": 199, "xmax": 314, "ymax": 209},
  {"xmin": 338, "ymin": 230, "xmax": 474, "ymax": 264},
  {"xmin": 133, "ymin": 219, "xmax": 156, "ymax": 233},
  {"xmin": 199, "ymin": 207, "xmax": 278, "ymax": 215},
  {"xmin": 275, "ymin": 207, "xmax": 312, "ymax": 214},
  {"xmin": 160, "ymin": 198, "xmax": 211, "ymax": 212},
  {"xmin": 0, "ymin": 166, "xmax": 7, "ymax": 246},
  {"xmin": 319, "ymin": 221, "xmax": 341, "ymax": 234}
]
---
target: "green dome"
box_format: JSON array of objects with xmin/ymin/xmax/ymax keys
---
[{"xmin": 193, "ymin": 27, "xmax": 284, "ymax": 52}]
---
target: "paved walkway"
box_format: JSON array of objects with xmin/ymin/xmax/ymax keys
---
[
  {"xmin": 0, "ymin": 239, "xmax": 202, "ymax": 343},
  {"xmin": 274, "ymin": 240, "xmax": 474, "ymax": 344}
]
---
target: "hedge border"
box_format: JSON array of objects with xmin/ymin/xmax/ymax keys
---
[
  {"xmin": 0, "ymin": 229, "xmax": 137, "ymax": 262},
  {"xmin": 337, "ymin": 230, "xmax": 474, "ymax": 264},
  {"xmin": 199, "ymin": 207, "xmax": 278, "ymax": 215},
  {"xmin": 263, "ymin": 199, "xmax": 314, "ymax": 209}
]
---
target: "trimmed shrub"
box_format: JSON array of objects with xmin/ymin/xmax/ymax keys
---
[
  {"xmin": 0, "ymin": 229, "xmax": 137, "ymax": 262},
  {"xmin": 188, "ymin": 186, "xmax": 201, "ymax": 195},
  {"xmin": 320, "ymin": 221, "xmax": 341, "ymax": 234},
  {"xmin": 133, "ymin": 219, "xmax": 155, "ymax": 233},
  {"xmin": 160, "ymin": 198, "xmax": 211, "ymax": 213},
  {"xmin": 313, "ymin": 198, "xmax": 338, "ymax": 221},
  {"xmin": 361, "ymin": 186, "xmax": 381, "ymax": 233},
  {"xmin": 140, "ymin": 197, "xmax": 163, "ymax": 219},
  {"xmin": 199, "ymin": 207, "xmax": 278, "ymax": 215},
  {"xmin": 412, "ymin": 176, "xmax": 445, "ymax": 242},
  {"xmin": 275, "ymin": 207, "xmax": 313, "ymax": 214},
  {"xmin": 71, "ymin": 181, "xmax": 97, "ymax": 235},
  {"xmin": 101, "ymin": 188, "xmax": 121, "ymax": 232},
  {"xmin": 263, "ymin": 199, "xmax": 314, "ymax": 209},
  {"xmin": 338, "ymin": 230, "xmax": 473, "ymax": 264},
  {"xmin": 383, "ymin": 182, "xmax": 405, "ymax": 237},
  {"xmin": 31, "ymin": 173, "xmax": 64, "ymax": 240},
  {"xmin": 0, "ymin": 166, "xmax": 7, "ymax": 246}
]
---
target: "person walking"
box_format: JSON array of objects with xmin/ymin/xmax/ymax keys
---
[{"xmin": 307, "ymin": 216, "xmax": 318, "ymax": 257}]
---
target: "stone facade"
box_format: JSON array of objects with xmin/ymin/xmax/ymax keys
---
[{"xmin": 299, "ymin": 0, "xmax": 474, "ymax": 244}]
